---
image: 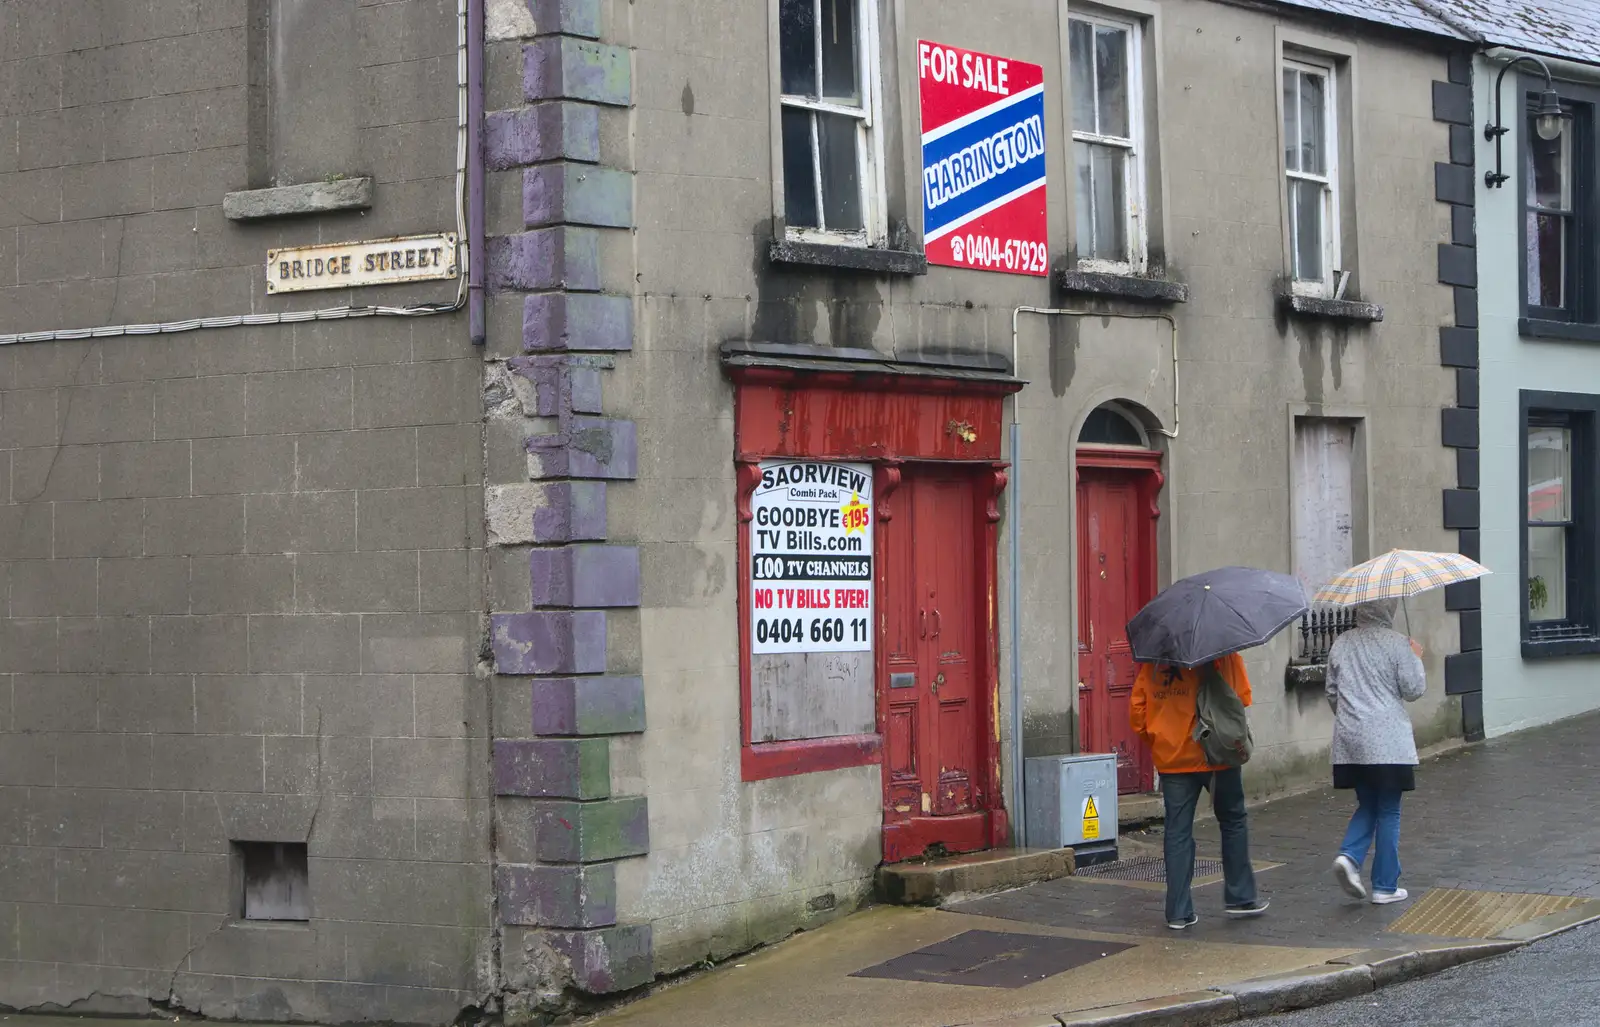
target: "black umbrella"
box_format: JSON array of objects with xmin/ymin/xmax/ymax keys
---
[{"xmin": 1126, "ymin": 566, "xmax": 1308, "ymax": 668}]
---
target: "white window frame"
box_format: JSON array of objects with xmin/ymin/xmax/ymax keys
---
[
  {"xmin": 774, "ymin": 0, "xmax": 888, "ymax": 248},
  {"xmin": 1068, "ymin": 11, "xmax": 1146, "ymax": 274},
  {"xmin": 1282, "ymin": 55, "xmax": 1341, "ymax": 297}
]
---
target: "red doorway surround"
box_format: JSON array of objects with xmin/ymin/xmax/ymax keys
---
[
  {"xmin": 728, "ymin": 362, "xmax": 1019, "ymax": 859},
  {"xmin": 1075, "ymin": 445, "xmax": 1163, "ymax": 794}
]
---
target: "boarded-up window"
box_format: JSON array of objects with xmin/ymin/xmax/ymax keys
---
[{"xmin": 1292, "ymin": 418, "xmax": 1356, "ymax": 594}]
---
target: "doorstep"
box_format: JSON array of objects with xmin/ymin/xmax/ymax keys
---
[{"xmin": 878, "ymin": 847, "xmax": 1075, "ymax": 905}]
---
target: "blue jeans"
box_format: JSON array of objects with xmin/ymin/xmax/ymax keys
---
[
  {"xmin": 1161, "ymin": 767, "xmax": 1257, "ymax": 922},
  {"xmin": 1340, "ymin": 783, "xmax": 1403, "ymax": 892}
]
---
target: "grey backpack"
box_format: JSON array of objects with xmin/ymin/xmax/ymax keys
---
[{"xmin": 1192, "ymin": 663, "xmax": 1253, "ymax": 767}]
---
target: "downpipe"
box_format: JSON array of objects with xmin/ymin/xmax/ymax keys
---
[
  {"xmin": 467, "ymin": 0, "xmax": 487, "ymax": 346},
  {"xmin": 1005, "ymin": 306, "xmax": 1179, "ymax": 845}
]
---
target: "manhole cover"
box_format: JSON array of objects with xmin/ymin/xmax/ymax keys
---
[
  {"xmin": 1076, "ymin": 855, "xmax": 1223, "ymax": 883},
  {"xmin": 1386, "ymin": 889, "xmax": 1590, "ymax": 939},
  {"xmin": 850, "ymin": 930, "xmax": 1133, "ymax": 989}
]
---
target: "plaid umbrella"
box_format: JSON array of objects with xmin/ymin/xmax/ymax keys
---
[{"xmin": 1312, "ymin": 549, "xmax": 1490, "ymax": 605}]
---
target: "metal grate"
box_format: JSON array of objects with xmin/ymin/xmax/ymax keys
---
[
  {"xmin": 1297, "ymin": 607, "xmax": 1357, "ymax": 663},
  {"xmin": 1076, "ymin": 855, "xmax": 1223, "ymax": 884},
  {"xmin": 1386, "ymin": 889, "xmax": 1590, "ymax": 939},
  {"xmin": 851, "ymin": 930, "xmax": 1133, "ymax": 989}
]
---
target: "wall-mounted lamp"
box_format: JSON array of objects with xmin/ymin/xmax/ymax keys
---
[{"xmin": 1485, "ymin": 55, "xmax": 1569, "ymax": 188}]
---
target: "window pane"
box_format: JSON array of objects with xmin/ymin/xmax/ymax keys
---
[
  {"xmin": 1527, "ymin": 124, "xmax": 1570, "ymax": 212},
  {"xmin": 1078, "ymin": 143, "xmax": 1126, "ymax": 262},
  {"xmin": 1298, "ymin": 70, "xmax": 1327, "ymax": 175},
  {"xmin": 1283, "ymin": 69, "xmax": 1299, "ymax": 172},
  {"xmin": 817, "ymin": 111, "xmax": 863, "ymax": 232},
  {"xmin": 1074, "ymin": 141, "xmax": 1095, "ymax": 257},
  {"xmin": 819, "ymin": 0, "xmax": 859, "ymax": 103},
  {"xmin": 1527, "ymin": 212, "xmax": 1566, "ymax": 309},
  {"xmin": 781, "ymin": 107, "xmax": 819, "ymax": 228},
  {"xmin": 1290, "ymin": 178, "xmax": 1324, "ymax": 281},
  {"xmin": 1528, "ymin": 525, "xmax": 1568, "ymax": 622},
  {"xmin": 1095, "ymin": 25, "xmax": 1130, "ymax": 139},
  {"xmin": 1070, "ymin": 20, "xmax": 1096, "ymax": 134},
  {"xmin": 779, "ymin": 0, "xmax": 817, "ymax": 96},
  {"xmin": 1528, "ymin": 426, "xmax": 1572, "ymax": 522}
]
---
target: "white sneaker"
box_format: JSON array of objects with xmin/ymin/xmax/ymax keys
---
[
  {"xmin": 1333, "ymin": 855, "xmax": 1367, "ymax": 899},
  {"xmin": 1371, "ymin": 888, "xmax": 1410, "ymax": 905}
]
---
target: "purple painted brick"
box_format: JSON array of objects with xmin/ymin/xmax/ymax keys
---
[
  {"xmin": 531, "ymin": 0, "xmax": 601, "ymax": 39},
  {"xmin": 491, "ymin": 610, "xmax": 607, "ymax": 675},
  {"xmin": 497, "ymin": 863, "xmax": 616, "ymax": 928},
  {"xmin": 532, "ymin": 796, "xmax": 649, "ymax": 863},
  {"xmin": 485, "ymin": 103, "xmax": 600, "ymax": 170},
  {"xmin": 549, "ymin": 924, "xmax": 653, "ymax": 994},
  {"xmin": 531, "ymin": 545, "xmax": 640, "ymax": 608},
  {"xmin": 508, "ymin": 356, "xmax": 606, "ymax": 417},
  {"xmin": 532, "ymin": 481, "xmax": 608, "ymax": 543},
  {"xmin": 531, "ymin": 676, "xmax": 646, "ymax": 736},
  {"xmin": 494, "ymin": 738, "xmax": 610, "ymax": 798},
  {"xmin": 524, "ymin": 37, "xmax": 630, "ymax": 107},
  {"xmin": 525, "ymin": 163, "xmax": 633, "ymax": 229},
  {"xmin": 528, "ymin": 417, "xmax": 636, "ymax": 480},
  {"xmin": 487, "ymin": 228, "xmax": 600, "ymax": 293},
  {"xmin": 524, "ymin": 293, "xmax": 633, "ymax": 352}
]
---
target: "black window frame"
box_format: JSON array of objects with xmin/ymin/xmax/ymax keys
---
[
  {"xmin": 1520, "ymin": 390, "xmax": 1600, "ymax": 657},
  {"xmin": 1520, "ymin": 78, "xmax": 1600, "ymax": 341}
]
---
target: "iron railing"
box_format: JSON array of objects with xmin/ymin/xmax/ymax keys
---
[{"xmin": 1296, "ymin": 607, "xmax": 1356, "ymax": 663}]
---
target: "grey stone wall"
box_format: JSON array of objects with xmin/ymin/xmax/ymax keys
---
[{"xmin": 0, "ymin": 1, "xmax": 491, "ymax": 1023}]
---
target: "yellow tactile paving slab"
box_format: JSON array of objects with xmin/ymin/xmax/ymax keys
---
[{"xmin": 1386, "ymin": 888, "xmax": 1591, "ymax": 939}]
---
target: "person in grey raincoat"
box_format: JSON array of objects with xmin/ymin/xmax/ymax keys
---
[{"xmin": 1324, "ymin": 598, "xmax": 1426, "ymax": 905}]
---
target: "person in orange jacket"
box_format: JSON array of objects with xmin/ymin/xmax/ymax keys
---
[{"xmin": 1130, "ymin": 651, "xmax": 1268, "ymax": 929}]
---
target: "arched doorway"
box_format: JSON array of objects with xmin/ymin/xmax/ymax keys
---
[{"xmin": 1076, "ymin": 402, "xmax": 1162, "ymax": 794}]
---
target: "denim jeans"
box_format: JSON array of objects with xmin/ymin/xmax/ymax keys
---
[
  {"xmin": 1340, "ymin": 783, "xmax": 1403, "ymax": 892},
  {"xmin": 1161, "ymin": 767, "xmax": 1258, "ymax": 922}
]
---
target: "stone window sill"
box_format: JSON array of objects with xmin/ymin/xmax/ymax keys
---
[
  {"xmin": 1280, "ymin": 294, "xmax": 1384, "ymax": 323},
  {"xmin": 1056, "ymin": 269, "xmax": 1188, "ymax": 303},
  {"xmin": 1520, "ymin": 318, "xmax": 1600, "ymax": 344},
  {"xmin": 769, "ymin": 239, "xmax": 928, "ymax": 276},
  {"xmin": 223, "ymin": 177, "xmax": 374, "ymax": 221},
  {"xmin": 1522, "ymin": 636, "xmax": 1600, "ymax": 659},
  {"xmin": 1284, "ymin": 662, "xmax": 1327, "ymax": 688}
]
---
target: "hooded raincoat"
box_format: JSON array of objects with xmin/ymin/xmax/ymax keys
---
[{"xmin": 1326, "ymin": 599, "xmax": 1427, "ymax": 790}]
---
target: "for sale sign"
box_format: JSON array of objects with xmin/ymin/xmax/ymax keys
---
[
  {"xmin": 750, "ymin": 460, "xmax": 874, "ymax": 655},
  {"xmin": 918, "ymin": 40, "xmax": 1048, "ymax": 276}
]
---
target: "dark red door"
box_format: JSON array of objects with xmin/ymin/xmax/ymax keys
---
[
  {"xmin": 882, "ymin": 466, "xmax": 993, "ymax": 861},
  {"xmin": 1077, "ymin": 467, "xmax": 1155, "ymax": 794}
]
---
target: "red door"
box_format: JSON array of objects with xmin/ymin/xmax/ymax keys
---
[
  {"xmin": 1077, "ymin": 467, "xmax": 1156, "ymax": 794},
  {"xmin": 881, "ymin": 466, "xmax": 995, "ymax": 861}
]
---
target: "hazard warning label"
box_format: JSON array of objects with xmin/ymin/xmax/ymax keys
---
[{"xmin": 1081, "ymin": 795, "xmax": 1101, "ymax": 841}]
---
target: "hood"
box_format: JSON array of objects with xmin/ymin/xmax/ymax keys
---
[{"xmin": 1355, "ymin": 598, "xmax": 1398, "ymax": 629}]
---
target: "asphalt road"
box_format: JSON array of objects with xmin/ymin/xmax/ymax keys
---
[{"xmin": 1245, "ymin": 922, "xmax": 1600, "ymax": 1025}]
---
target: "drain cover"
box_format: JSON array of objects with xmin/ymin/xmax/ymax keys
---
[
  {"xmin": 1386, "ymin": 889, "xmax": 1590, "ymax": 939},
  {"xmin": 1076, "ymin": 855, "xmax": 1223, "ymax": 883},
  {"xmin": 850, "ymin": 930, "xmax": 1133, "ymax": 989}
]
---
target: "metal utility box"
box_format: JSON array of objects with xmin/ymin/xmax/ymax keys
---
[{"xmin": 1025, "ymin": 753, "xmax": 1119, "ymax": 865}]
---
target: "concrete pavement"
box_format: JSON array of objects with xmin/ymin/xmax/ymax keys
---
[{"xmin": 583, "ymin": 711, "xmax": 1600, "ymax": 1027}]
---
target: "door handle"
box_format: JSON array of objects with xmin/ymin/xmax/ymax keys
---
[
  {"xmin": 919, "ymin": 610, "xmax": 927, "ymax": 639},
  {"xmin": 932, "ymin": 608, "xmax": 942, "ymax": 637}
]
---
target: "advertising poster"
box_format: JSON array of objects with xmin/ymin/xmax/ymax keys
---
[
  {"xmin": 918, "ymin": 40, "xmax": 1049, "ymax": 276},
  {"xmin": 750, "ymin": 460, "xmax": 874, "ymax": 655}
]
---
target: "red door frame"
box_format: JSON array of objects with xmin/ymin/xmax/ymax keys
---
[
  {"xmin": 1075, "ymin": 445, "xmax": 1163, "ymax": 790},
  {"xmin": 729, "ymin": 366, "xmax": 1016, "ymax": 860}
]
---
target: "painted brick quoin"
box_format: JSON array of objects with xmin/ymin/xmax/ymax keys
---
[{"xmin": 489, "ymin": 0, "xmax": 649, "ymax": 997}]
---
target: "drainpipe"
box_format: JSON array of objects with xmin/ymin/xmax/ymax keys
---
[
  {"xmin": 1006, "ymin": 306, "xmax": 1179, "ymax": 846},
  {"xmin": 466, "ymin": 0, "xmax": 487, "ymax": 346}
]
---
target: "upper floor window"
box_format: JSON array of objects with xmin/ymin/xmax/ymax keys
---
[
  {"xmin": 1523, "ymin": 90, "xmax": 1593, "ymax": 331},
  {"xmin": 1282, "ymin": 57, "xmax": 1339, "ymax": 295},
  {"xmin": 778, "ymin": 0, "xmax": 883, "ymax": 245},
  {"xmin": 1070, "ymin": 14, "xmax": 1144, "ymax": 271}
]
